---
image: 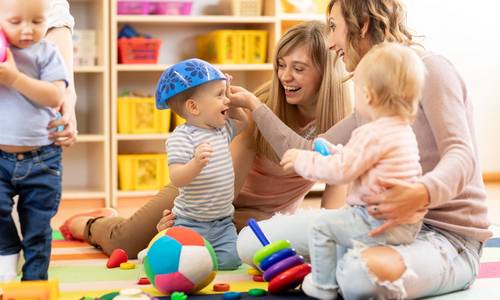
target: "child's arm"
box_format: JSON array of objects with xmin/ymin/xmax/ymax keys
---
[
  {"xmin": 225, "ymin": 73, "xmax": 248, "ymax": 134},
  {"xmin": 228, "ymin": 106, "xmax": 248, "ymax": 135},
  {"xmin": 0, "ymin": 49, "xmax": 65, "ymax": 108},
  {"xmin": 281, "ymin": 128, "xmax": 384, "ymax": 185},
  {"xmin": 169, "ymin": 143, "xmax": 212, "ymax": 187}
]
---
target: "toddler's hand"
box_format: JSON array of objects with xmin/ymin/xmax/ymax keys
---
[
  {"xmin": 280, "ymin": 149, "xmax": 301, "ymax": 171},
  {"xmin": 156, "ymin": 209, "xmax": 176, "ymax": 232},
  {"xmin": 0, "ymin": 49, "xmax": 19, "ymax": 87},
  {"xmin": 194, "ymin": 142, "xmax": 213, "ymax": 167}
]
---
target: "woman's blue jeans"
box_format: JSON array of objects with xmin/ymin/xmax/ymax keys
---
[{"xmin": 237, "ymin": 209, "xmax": 482, "ymax": 299}]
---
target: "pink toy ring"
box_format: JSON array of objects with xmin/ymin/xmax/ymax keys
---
[
  {"xmin": 263, "ymin": 255, "xmax": 304, "ymax": 282},
  {"xmin": 268, "ymin": 263, "xmax": 311, "ymax": 294}
]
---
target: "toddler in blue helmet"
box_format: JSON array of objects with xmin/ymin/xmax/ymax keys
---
[{"xmin": 155, "ymin": 58, "xmax": 247, "ymax": 270}]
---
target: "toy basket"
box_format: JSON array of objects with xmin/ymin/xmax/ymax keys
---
[
  {"xmin": 153, "ymin": 0, "xmax": 193, "ymax": 15},
  {"xmin": 118, "ymin": 96, "xmax": 171, "ymax": 134},
  {"xmin": 196, "ymin": 30, "xmax": 239, "ymax": 64},
  {"xmin": 118, "ymin": 37, "xmax": 161, "ymax": 64},
  {"xmin": 196, "ymin": 30, "xmax": 267, "ymax": 64},
  {"xmin": 118, "ymin": 0, "xmax": 193, "ymax": 15},
  {"xmin": 118, "ymin": 0, "xmax": 151, "ymax": 15},
  {"xmin": 118, "ymin": 154, "xmax": 169, "ymax": 191},
  {"xmin": 232, "ymin": 0, "xmax": 262, "ymax": 16},
  {"xmin": 245, "ymin": 30, "xmax": 267, "ymax": 63}
]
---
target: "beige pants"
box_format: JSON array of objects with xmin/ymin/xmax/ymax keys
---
[{"xmin": 84, "ymin": 184, "xmax": 273, "ymax": 258}]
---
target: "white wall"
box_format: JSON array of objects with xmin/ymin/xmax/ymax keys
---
[{"xmin": 403, "ymin": 0, "xmax": 500, "ymax": 172}]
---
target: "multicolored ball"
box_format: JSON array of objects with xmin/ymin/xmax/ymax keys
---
[{"xmin": 144, "ymin": 227, "xmax": 218, "ymax": 294}]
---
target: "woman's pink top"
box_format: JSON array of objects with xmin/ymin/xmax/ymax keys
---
[{"xmin": 234, "ymin": 123, "xmax": 316, "ymax": 215}]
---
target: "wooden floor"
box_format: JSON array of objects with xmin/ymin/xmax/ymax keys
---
[{"xmin": 51, "ymin": 183, "xmax": 500, "ymax": 229}]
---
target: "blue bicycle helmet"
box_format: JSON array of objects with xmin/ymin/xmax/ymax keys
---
[{"xmin": 155, "ymin": 58, "xmax": 226, "ymax": 109}]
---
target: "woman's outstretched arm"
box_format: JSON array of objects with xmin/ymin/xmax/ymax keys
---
[{"xmin": 229, "ymin": 85, "xmax": 360, "ymax": 159}]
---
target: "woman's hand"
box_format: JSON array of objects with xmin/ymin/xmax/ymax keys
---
[
  {"xmin": 156, "ymin": 209, "xmax": 176, "ymax": 232},
  {"xmin": 280, "ymin": 149, "xmax": 301, "ymax": 171},
  {"xmin": 363, "ymin": 178, "xmax": 430, "ymax": 236},
  {"xmin": 48, "ymin": 99, "xmax": 78, "ymax": 147},
  {"xmin": 227, "ymin": 85, "xmax": 262, "ymax": 111}
]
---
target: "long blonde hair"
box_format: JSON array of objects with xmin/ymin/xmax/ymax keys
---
[
  {"xmin": 328, "ymin": 0, "xmax": 415, "ymax": 70},
  {"xmin": 255, "ymin": 21, "xmax": 352, "ymax": 162}
]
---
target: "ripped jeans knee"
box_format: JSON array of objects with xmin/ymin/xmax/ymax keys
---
[{"xmin": 336, "ymin": 246, "xmax": 416, "ymax": 300}]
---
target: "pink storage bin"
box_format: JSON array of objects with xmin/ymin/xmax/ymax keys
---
[
  {"xmin": 151, "ymin": 0, "xmax": 193, "ymax": 15},
  {"xmin": 117, "ymin": 1, "xmax": 152, "ymax": 15}
]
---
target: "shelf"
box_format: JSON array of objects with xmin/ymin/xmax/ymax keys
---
[
  {"xmin": 278, "ymin": 13, "xmax": 325, "ymax": 22},
  {"xmin": 117, "ymin": 15, "xmax": 276, "ymax": 24},
  {"xmin": 74, "ymin": 65, "xmax": 105, "ymax": 73},
  {"xmin": 117, "ymin": 190, "xmax": 159, "ymax": 198},
  {"xmin": 110, "ymin": 1, "xmax": 313, "ymax": 206},
  {"xmin": 77, "ymin": 134, "xmax": 106, "ymax": 142},
  {"xmin": 116, "ymin": 63, "xmax": 274, "ymax": 72},
  {"xmin": 62, "ymin": 188, "xmax": 106, "ymax": 200},
  {"xmin": 117, "ymin": 134, "xmax": 169, "ymax": 141}
]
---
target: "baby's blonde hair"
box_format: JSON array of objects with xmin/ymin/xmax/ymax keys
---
[{"xmin": 355, "ymin": 42, "xmax": 425, "ymax": 122}]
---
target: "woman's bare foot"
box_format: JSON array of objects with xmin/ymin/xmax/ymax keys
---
[
  {"xmin": 60, "ymin": 208, "xmax": 118, "ymax": 241},
  {"xmin": 67, "ymin": 215, "xmax": 92, "ymax": 240}
]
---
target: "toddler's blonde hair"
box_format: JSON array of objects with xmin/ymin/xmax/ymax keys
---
[{"xmin": 356, "ymin": 42, "xmax": 425, "ymax": 121}]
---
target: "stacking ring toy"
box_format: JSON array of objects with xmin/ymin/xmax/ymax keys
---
[
  {"xmin": 260, "ymin": 248, "xmax": 295, "ymax": 271},
  {"xmin": 248, "ymin": 219, "xmax": 311, "ymax": 293},
  {"xmin": 253, "ymin": 240, "xmax": 290, "ymax": 266},
  {"xmin": 268, "ymin": 264, "xmax": 312, "ymax": 294},
  {"xmin": 263, "ymin": 255, "xmax": 304, "ymax": 281}
]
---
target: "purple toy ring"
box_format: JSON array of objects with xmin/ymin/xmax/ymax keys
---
[{"xmin": 263, "ymin": 255, "xmax": 304, "ymax": 282}]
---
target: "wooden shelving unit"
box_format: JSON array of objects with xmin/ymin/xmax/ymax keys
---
[
  {"xmin": 63, "ymin": 0, "xmax": 110, "ymax": 206},
  {"xmin": 108, "ymin": 0, "xmax": 327, "ymax": 206},
  {"xmin": 65, "ymin": 1, "xmax": 500, "ymax": 205},
  {"xmin": 63, "ymin": 1, "xmax": 327, "ymax": 207}
]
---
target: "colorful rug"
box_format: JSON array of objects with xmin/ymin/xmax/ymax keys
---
[{"xmin": 25, "ymin": 226, "xmax": 500, "ymax": 299}]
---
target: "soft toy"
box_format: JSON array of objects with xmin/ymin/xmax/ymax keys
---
[
  {"xmin": 0, "ymin": 29, "xmax": 8, "ymax": 62},
  {"xmin": 143, "ymin": 227, "xmax": 217, "ymax": 294}
]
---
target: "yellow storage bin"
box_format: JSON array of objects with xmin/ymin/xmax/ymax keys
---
[
  {"xmin": 196, "ymin": 30, "xmax": 239, "ymax": 64},
  {"xmin": 173, "ymin": 112, "xmax": 186, "ymax": 127},
  {"xmin": 245, "ymin": 30, "xmax": 267, "ymax": 64},
  {"xmin": 118, "ymin": 96, "xmax": 171, "ymax": 134},
  {"xmin": 118, "ymin": 154, "xmax": 169, "ymax": 191},
  {"xmin": 196, "ymin": 30, "xmax": 267, "ymax": 64}
]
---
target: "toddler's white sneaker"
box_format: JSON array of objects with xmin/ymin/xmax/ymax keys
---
[
  {"xmin": 0, "ymin": 253, "xmax": 19, "ymax": 282},
  {"xmin": 301, "ymin": 273, "xmax": 338, "ymax": 300}
]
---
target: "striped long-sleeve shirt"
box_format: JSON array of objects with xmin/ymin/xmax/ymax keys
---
[
  {"xmin": 294, "ymin": 116, "xmax": 425, "ymax": 223},
  {"xmin": 167, "ymin": 120, "xmax": 236, "ymax": 221}
]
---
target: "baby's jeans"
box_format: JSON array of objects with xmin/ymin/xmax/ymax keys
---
[
  {"xmin": 309, "ymin": 206, "xmax": 421, "ymax": 291},
  {"xmin": 175, "ymin": 215, "xmax": 242, "ymax": 270},
  {"xmin": 0, "ymin": 144, "xmax": 62, "ymax": 280}
]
